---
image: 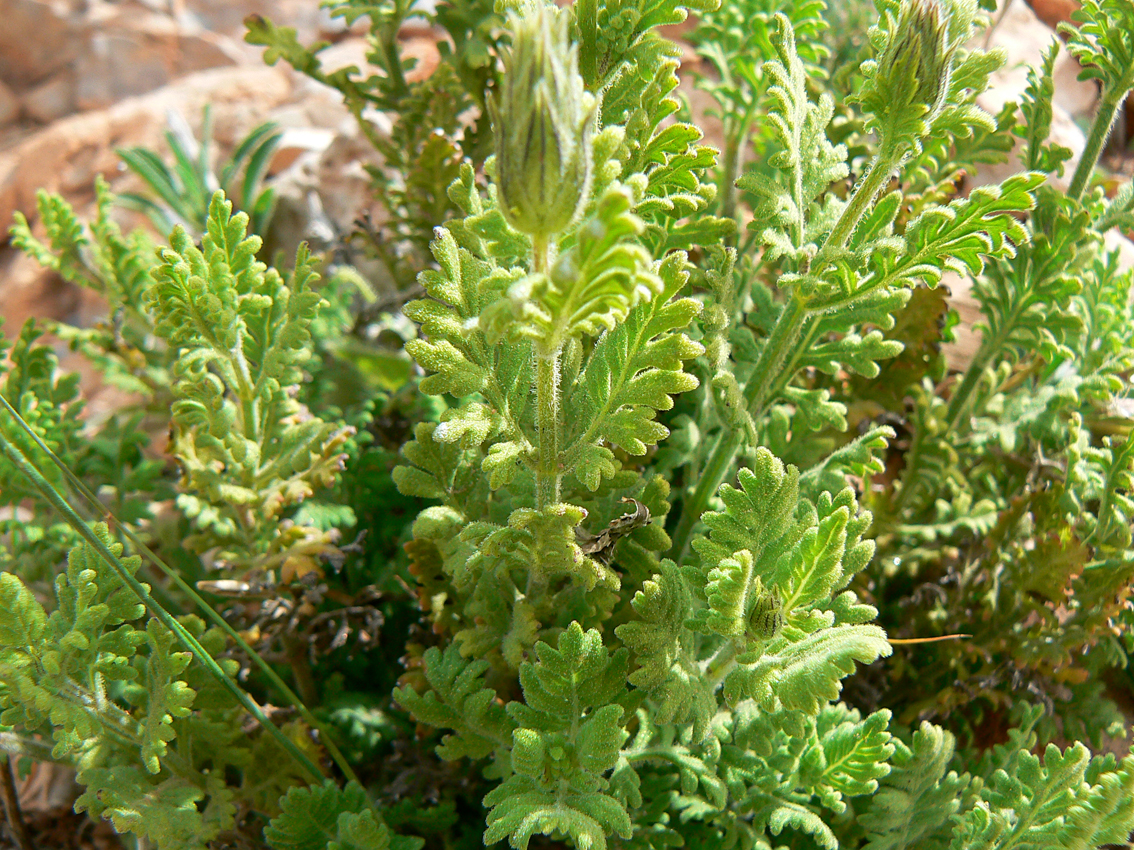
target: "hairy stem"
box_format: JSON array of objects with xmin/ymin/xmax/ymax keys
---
[
  {"xmin": 669, "ymin": 429, "xmax": 739, "ymax": 563},
  {"xmin": 533, "ymin": 236, "xmax": 562, "ymax": 509},
  {"xmin": 379, "ymin": 18, "xmax": 410, "ymax": 102},
  {"xmin": 720, "ymin": 126, "xmax": 742, "ymax": 242},
  {"xmin": 703, "ymin": 639, "xmax": 740, "ymax": 690},
  {"xmin": 941, "ymin": 259, "xmax": 1031, "ymax": 437},
  {"xmin": 762, "ymin": 315, "xmax": 823, "ymax": 413},
  {"xmin": 536, "ymin": 352, "xmax": 562, "ymax": 509},
  {"xmin": 819, "ymin": 144, "xmax": 904, "ymax": 264},
  {"xmin": 741, "ymin": 295, "xmax": 809, "ymax": 412},
  {"xmin": 943, "ymin": 342, "xmax": 996, "ymax": 433},
  {"xmin": 1067, "ymin": 73, "xmax": 1134, "ymax": 203},
  {"xmin": 669, "ymin": 294, "xmax": 808, "ymax": 562},
  {"xmin": 669, "ymin": 148, "xmax": 903, "ymax": 563}
]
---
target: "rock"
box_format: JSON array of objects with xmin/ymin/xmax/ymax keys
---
[
  {"xmin": 0, "ymin": 242, "xmax": 90, "ymax": 336},
  {"xmin": 21, "ymin": 72, "xmax": 77, "ymax": 124},
  {"xmin": 0, "ymin": 0, "xmax": 83, "ymax": 88},
  {"xmin": 401, "ymin": 35, "xmax": 442, "ymax": 84},
  {"xmin": 72, "ymin": 18, "xmax": 243, "ymax": 110},
  {"xmin": 267, "ymin": 116, "xmax": 373, "ymax": 255},
  {"xmin": 0, "ymin": 80, "xmax": 20, "ymax": 127},
  {"xmin": 179, "ymin": 0, "xmax": 332, "ymax": 41},
  {"xmin": 0, "ymin": 1, "xmax": 250, "ymax": 124},
  {"xmin": 268, "ymin": 126, "xmax": 337, "ymax": 174},
  {"xmin": 314, "ymin": 37, "xmax": 385, "ymax": 80},
  {"xmin": 1027, "ymin": 0, "xmax": 1080, "ymax": 29},
  {"xmin": 0, "ymin": 64, "xmax": 294, "ymax": 249},
  {"xmin": 974, "ymin": 66, "xmax": 1087, "ymax": 192}
]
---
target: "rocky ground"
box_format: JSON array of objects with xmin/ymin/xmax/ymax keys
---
[{"xmin": 0, "ymin": 0, "xmax": 1131, "ymax": 845}]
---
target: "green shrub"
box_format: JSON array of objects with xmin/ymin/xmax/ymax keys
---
[{"xmin": 2, "ymin": 0, "xmax": 1133, "ymax": 848}]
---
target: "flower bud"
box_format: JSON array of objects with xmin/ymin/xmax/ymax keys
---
[
  {"xmin": 748, "ymin": 586, "xmax": 784, "ymax": 641},
  {"xmin": 489, "ymin": 4, "xmax": 596, "ymax": 241},
  {"xmin": 878, "ymin": 0, "xmax": 952, "ymax": 121}
]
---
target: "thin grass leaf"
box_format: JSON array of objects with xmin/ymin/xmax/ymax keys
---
[
  {"xmin": 164, "ymin": 129, "xmax": 208, "ymax": 217},
  {"xmin": 198, "ymin": 105, "xmax": 215, "ymax": 193},
  {"xmin": 113, "ymin": 193, "xmax": 182, "ymax": 238},
  {"xmin": 116, "ymin": 147, "xmax": 186, "ymax": 214},
  {"xmin": 0, "ymin": 387, "xmax": 360, "ymax": 783},
  {"xmin": 240, "ymin": 131, "xmax": 282, "ymax": 211},
  {"xmin": 0, "ymin": 392, "xmax": 339, "ymax": 786},
  {"xmin": 251, "ymin": 186, "xmax": 277, "ymax": 238},
  {"xmin": 222, "ymin": 121, "xmax": 282, "ymax": 187}
]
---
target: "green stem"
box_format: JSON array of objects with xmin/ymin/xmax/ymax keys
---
[
  {"xmin": 536, "ymin": 351, "xmax": 562, "ymax": 510},
  {"xmin": 668, "ymin": 294, "xmax": 808, "ymax": 563},
  {"xmin": 740, "ymin": 295, "xmax": 809, "ymax": 411},
  {"xmin": 669, "ymin": 147, "xmax": 903, "ymax": 563},
  {"xmin": 1087, "ymin": 436, "xmax": 1134, "ymax": 549},
  {"xmin": 719, "ymin": 125, "xmax": 742, "ymax": 241},
  {"xmin": 1067, "ymin": 80, "xmax": 1133, "ymax": 203},
  {"xmin": 703, "ymin": 639, "xmax": 739, "ymax": 689},
  {"xmin": 533, "ymin": 236, "xmax": 561, "ymax": 510},
  {"xmin": 669, "ymin": 430, "xmax": 739, "ymax": 564},
  {"xmin": 817, "ymin": 145, "xmax": 903, "ymax": 266},
  {"xmin": 230, "ymin": 330, "xmax": 261, "ymax": 445},
  {"xmin": 943, "ymin": 343, "xmax": 996, "ymax": 433},
  {"xmin": 380, "ymin": 21, "xmax": 410, "ymax": 102},
  {"xmin": 762, "ymin": 316, "xmax": 823, "ymax": 414},
  {"xmin": 893, "ymin": 332, "xmax": 997, "ymax": 516},
  {"xmin": 942, "ymin": 266, "xmax": 1032, "ymax": 436}
]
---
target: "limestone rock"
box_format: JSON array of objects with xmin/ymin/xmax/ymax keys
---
[
  {"xmin": 21, "ymin": 73, "xmax": 77, "ymax": 124},
  {"xmin": 0, "ymin": 0, "xmax": 252, "ymax": 127},
  {"xmin": 0, "ymin": 0, "xmax": 83, "ymax": 88},
  {"xmin": 72, "ymin": 14, "xmax": 244, "ymax": 111},
  {"xmin": 0, "ymin": 80, "xmax": 20, "ymax": 127},
  {"xmin": 179, "ymin": 0, "xmax": 338, "ymax": 41},
  {"xmin": 1027, "ymin": 0, "xmax": 1080, "ymax": 29},
  {"xmin": 0, "ymin": 63, "xmax": 293, "ymax": 249}
]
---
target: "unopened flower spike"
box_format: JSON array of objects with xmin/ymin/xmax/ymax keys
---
[
  {"xmin": 858, "ymin": 0, "xmax": 976, "ymax": 153},
  {"xmin": 488, "ymin": 1, "xmax": 597, "ymax": 242},
  {"xmin": 881, "ymin": 0, "xmax": 952, "ymax": 123}
]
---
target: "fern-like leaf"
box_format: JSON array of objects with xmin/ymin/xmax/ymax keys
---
[
  {"xmin": 393, "ymin": 644, "xmax": 514, "ymax": 762},
  {"xmin": 265, "ymin": 780, "xmax": 423, "ymax": 850},
  {"xmin": 484, "ymin": 623, "xmax": 632, "ymax": 850}
]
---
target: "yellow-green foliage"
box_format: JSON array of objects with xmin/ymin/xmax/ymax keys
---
[{"xmin": 2, "ymin": 0, "xmax": 1134, "ymax": 848}]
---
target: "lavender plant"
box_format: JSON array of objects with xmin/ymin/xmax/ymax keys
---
[
  {"xmin": 1, "ymin": 0, "xmax": 1133, "ymax": 848},
  {"xmin": 386, "ymin": 0, "xmax": 1134, "ymax": 847}
]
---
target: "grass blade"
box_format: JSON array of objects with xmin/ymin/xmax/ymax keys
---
[{"xmin": 0, "ymin": 392, "xmax": 360, "ymax": 786}]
